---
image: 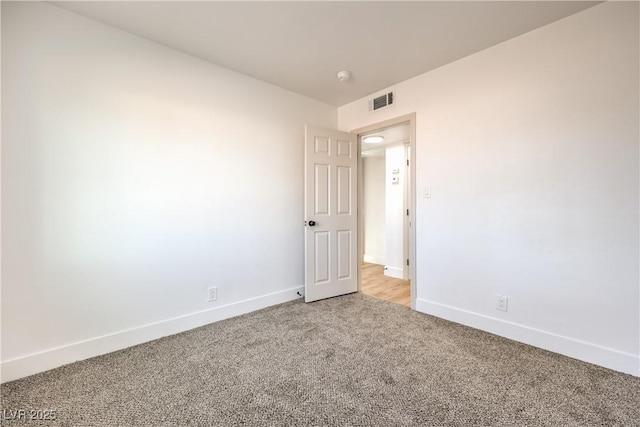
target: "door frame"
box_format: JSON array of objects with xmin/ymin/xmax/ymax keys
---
[{"xmin": 352, "ymin": 113, "xmax": 417, "ymax": 309}]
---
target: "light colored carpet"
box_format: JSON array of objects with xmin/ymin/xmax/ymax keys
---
[{"xmin": 2, "ymin": 293, "xmax": 639, "ymax": 426}]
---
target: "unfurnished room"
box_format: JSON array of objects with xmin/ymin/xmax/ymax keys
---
[{"xmin": 1, "ymin": 1, "xmax": 639, "ymax": 425}]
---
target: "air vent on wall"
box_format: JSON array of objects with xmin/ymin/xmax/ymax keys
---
[{"xmin": 369, "ymin": 91, "xmax": 394, "ymax": 111}]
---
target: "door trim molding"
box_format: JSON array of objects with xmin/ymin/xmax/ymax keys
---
[{"xmin": 351, "ymin": 113, "xmax": 417, "ymax": 309}]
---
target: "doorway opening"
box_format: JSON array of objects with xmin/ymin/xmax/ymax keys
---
[{"xmin": 354, "ymin": 114, "xmax": 416, "ymax": 309}]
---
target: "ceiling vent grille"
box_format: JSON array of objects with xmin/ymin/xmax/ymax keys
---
[{"xmin": 369, "ymin": 91, "xmax": 394, "ymax": 112}]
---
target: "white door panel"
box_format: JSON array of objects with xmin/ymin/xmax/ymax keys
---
[{"xmin": 305, "ymin": 125, "xmax": 357, "ymax": 302}]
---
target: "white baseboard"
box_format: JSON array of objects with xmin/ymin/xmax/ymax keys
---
[
  {"xmin": 384, "ymin": 266, "xmax": 404, "ymax": 279},
  {"xmin": 363, "ymin": 254, "xmax": 385, "ymax": 265},
  {"xmin": 1, "ymin": 286, "xmax": 304, "ymax": 383},
  {"xmin": 416, "ymin": 298, "xmax": 640, "ymax": 377}
]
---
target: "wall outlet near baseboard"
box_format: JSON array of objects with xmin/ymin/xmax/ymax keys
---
[
  {"xmin": 496, "ymin": 294, "xmax": 508, "ymax": 312},
  {"xmin": 208, "ymin": 287, "xmax": 217, "ymax": 302}
]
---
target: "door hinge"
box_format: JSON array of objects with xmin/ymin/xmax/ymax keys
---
[
  {"xmin": 406, "ymin": 209, "xmax": 409, "ymax": 216},
  {"xmin": 406, "ymin": 159, "xmax": 409, "ymax": 166},
  {"xmin": 406, "ymin": 259, "xmax": 410, "ymax": 266}
]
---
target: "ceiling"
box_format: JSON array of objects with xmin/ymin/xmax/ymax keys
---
[{"xmin": 51, "ymin": 1, "xmax": 600, "ymax": 107}]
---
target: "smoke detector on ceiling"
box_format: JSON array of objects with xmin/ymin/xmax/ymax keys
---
[{"xmin": 337, "ymin": 70, "xmax": 351, "ymax": 82}]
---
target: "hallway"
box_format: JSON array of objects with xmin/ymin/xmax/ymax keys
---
[{"xmin": 360, "ymin": 263, "xmax": 410, "ymax": 307}]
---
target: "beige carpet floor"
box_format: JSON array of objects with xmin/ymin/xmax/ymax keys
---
[{"xmin": 2, "ymin": 293, "xmax": 639, "ymax": 426}]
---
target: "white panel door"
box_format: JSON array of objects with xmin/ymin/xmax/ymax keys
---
[{"xmin": 304, "ymin": 125, "xmax": 358, "ymax": 302}]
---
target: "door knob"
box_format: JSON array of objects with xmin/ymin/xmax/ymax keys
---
[{"xmin": 308, "ymin": 220, "xmax": 316, "ymax": 227}]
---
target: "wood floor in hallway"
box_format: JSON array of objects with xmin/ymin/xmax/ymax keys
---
[{"xmin": 360, "ymin": 262, "xmax": 411, "ymax": 307}]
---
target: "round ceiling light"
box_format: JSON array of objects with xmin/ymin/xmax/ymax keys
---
[{"xmin": 363, "ymin": 135, "xmax": 384, "ymax": 144}]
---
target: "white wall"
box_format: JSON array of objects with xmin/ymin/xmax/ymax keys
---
[
  {"xmin": 339, "ymin": 2, "xmax": 640, "ymax": 376},
  {"xmin": 363, "ymin": 156, "xmax": 385, "ymax": 265},
  {"xmin": 384, "ymin": 144, "xmax": 406, "ymax": 279},
  {"xmin": 1, "ymin": 2, "xmax": 336, "ymax": 381}
]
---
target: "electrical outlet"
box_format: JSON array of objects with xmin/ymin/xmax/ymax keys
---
[
  {"xmin": 207, "ymin": 287, "xmax": 217, "ymax": 302},
  {"xmin": 496, "ymin": 294, "xmax": 508, "ymax": 312}
]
